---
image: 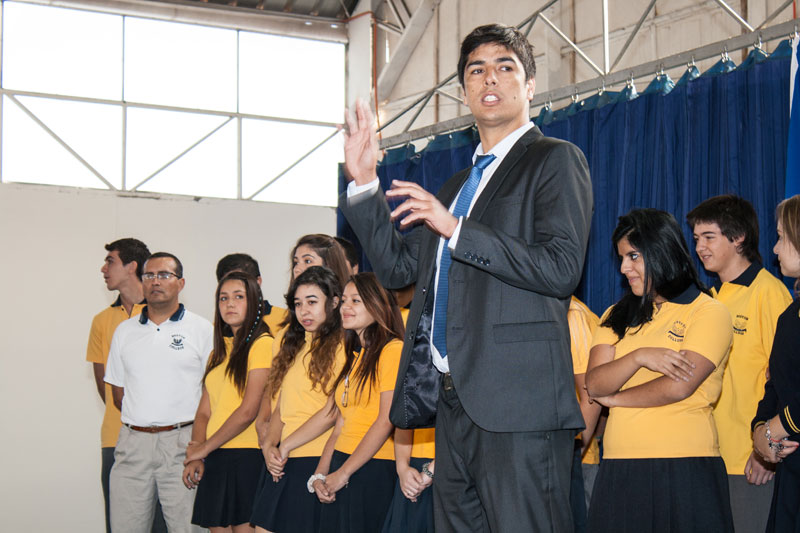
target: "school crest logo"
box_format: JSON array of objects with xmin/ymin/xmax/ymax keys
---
[
  {"xmin": 667, "ymin": 320, "xmax": 686, "ymax": 342},
  {"xmin": 170, "ymin": 334, "xmax": 185, "ymax": 350},
  {"xmin": 733, "ymin": 314, "xmax": 748, "ymax": 335}
]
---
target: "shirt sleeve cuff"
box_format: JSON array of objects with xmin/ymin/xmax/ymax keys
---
[
  {"xmin": 447, "ymin": 217, "xmax": 465, "ymax": 251},
  {"xmin": 346, "ymin": 178, "xmax": 380, "ymax": 200}
]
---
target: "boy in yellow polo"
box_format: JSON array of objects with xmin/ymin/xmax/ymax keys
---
[
  {"xmin": 86, "ymin": 238, "xmax": 165, "ymax": 533},
  {"xmin": 688, "ymin": 195, "xmax": 792, "ymax": 533}
]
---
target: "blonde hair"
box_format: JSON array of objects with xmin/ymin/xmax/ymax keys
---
[{"xmin": 776, "ymin": 195, "xmax": 800, "ymax": 293}]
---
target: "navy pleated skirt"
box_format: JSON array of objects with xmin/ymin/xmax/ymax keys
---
[
  {"xmin": 191, "ymin": 448, "xmax": 263, "ymax": 528},
  {"xmin": 249, "ymin": 456, "xmax": 322, "ymax": 533},
  {"xmin": 381, "ymin": 456, "xmax": 434, "ymax": 533},
  {"xmin": 318, "ymin": 450, "xmax": 396, "ymax": 533},
  {"xmin": 587, "ymin": 457, "xmax": 734, "ymax": 533}
]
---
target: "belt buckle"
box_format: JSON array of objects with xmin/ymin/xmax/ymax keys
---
[{"xmin": 442, "ymin": 372, "xmax": 454, "ymax": 391}]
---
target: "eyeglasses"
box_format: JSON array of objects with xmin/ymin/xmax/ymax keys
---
[{"xmin": 142, "ymin": 271, "xmax": 180, "ymax": 281}]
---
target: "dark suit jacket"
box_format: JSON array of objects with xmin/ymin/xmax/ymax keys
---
[{"xmin": 339, "ymin": 126, "xmax": 593, "ymax": 432}]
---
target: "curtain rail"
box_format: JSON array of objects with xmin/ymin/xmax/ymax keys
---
[{"xmin": 379, "ymin": 18, "xmax": 800, "ymax": 150}]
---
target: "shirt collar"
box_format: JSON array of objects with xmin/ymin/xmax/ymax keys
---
[
  {"xmin": 713, "ymin": 262, "xmax": 761, "ymax": 291},
  {"xmin": 139, "ymin": 303, "xmax": 185, "ymax": 324},
  {"xmin": 668, "ymin": 284, "xmax": 701, "ymax": 305},
  {"xmin": 473, "ymin": 121, "xmax": 533, "ymax": 163},
  {"xmin": 111, "ymin": 295, "xmax": 146, "ymax": 308}
]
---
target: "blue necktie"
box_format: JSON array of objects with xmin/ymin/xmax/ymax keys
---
[{"xmin": 432, "ymin": 153, "xmax": 496, "ymax": 360}]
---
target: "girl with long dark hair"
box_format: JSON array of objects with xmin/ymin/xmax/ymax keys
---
[
  {"xmin": 182, "ymin": 272, "xmax": 272, "ymax": 533},
  {"xmin": 250, "ymin": 266, "xmax": 345, "ymax": 533},
  {"xmin": 289, "ymin": 234, "xmax": 351, "ymax": 289},
  {"xmin": 275, "ymin": 272, "xmax": 405, "ymax": 533},
  {"xmin": 585, "ymin": 208, "xmax": 735, "ymax": 532}
]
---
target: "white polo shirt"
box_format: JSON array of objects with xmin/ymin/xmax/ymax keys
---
[{"xmin": 105, "ymin": 304, "xmax": 213, "ymax": 427}]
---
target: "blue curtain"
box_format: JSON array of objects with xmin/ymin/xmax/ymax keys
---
[{"xmin": 338, "ymin": 43, "xmax": 792, "ymax": 313}]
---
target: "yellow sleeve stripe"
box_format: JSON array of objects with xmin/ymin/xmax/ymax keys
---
[
  {"xmin": 753, "ymin": 421, "xmax": 766, "ymax": 431},
  {"xmin": 784, "ymin": 407, "xmax": 800, "ymax": 434}
]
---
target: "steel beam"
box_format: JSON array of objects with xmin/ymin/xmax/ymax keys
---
[
  {"xmin": 756, "ymin": 0, "xmax": 794, "ymax": 30},
  {"xmin": 130, "ymin": 117, "xmax": 233, "ymax": 191},
  {"xmin": 386, "ymin": 0, "xmax": 406, "ymax": 29},
  {"xmin": 610, "ymin": 0, "xmax": 657, "ymax": 72},
  {"xmin": 539, "ymin": 12, "xmax": 605, "ymax": 77},
  {"xmin": 245, "ymin": 129, "xmax": 341, "ymax": 199},
  {"xmin": 376, "ymin": 0, "xmax": 442, "ymax": 102},
  {"xmin": 602, "ymin": 0, "xmax": 609, "ymax": 74},
  {"xmin": 7, "ymin": 94, "xmax": 118, "ymax": 190},
  {"xmin": 22, "ymin": 0, "xmax": 348, "ymax": 43},
  {"xmin": 713, "ymin": 0, "xmax": 755, "ymax": 32}
]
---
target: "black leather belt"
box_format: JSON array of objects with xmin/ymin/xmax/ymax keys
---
[{"xmin": 126, "ymin": 421, "xmax": 193, "ymax": 433}]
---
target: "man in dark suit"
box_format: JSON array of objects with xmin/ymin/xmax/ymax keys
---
[{"xmin": 340, "ymin": 24, "xmax": 593, "ymax": 532}]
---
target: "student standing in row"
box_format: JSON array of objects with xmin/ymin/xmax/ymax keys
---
[
  {"xmin": 86, "ymin": 238, "xmax": 166, "ymax": 533},
  {"xmin": 586, "ymin": 209, "xmax": 734, "ymax": 532},
  {"xmin": 216, "ymin": 253, "xmax": 288, "ymax": 334},
  {"xmin": 277, "ymin": 272, "xmax": 404, "ymax": 532},
  {"xmin": 251, "ymin": 266, "xmax": 345, "ymax": 533},
  {"xmin": 182, "ymin": 272, "xmax": 272, "ymax": 533},
  {"xmin": 752, "ymin": 194, "xmax": 800, "ymax": 532},
  {"xmin": 688, "ymin": 195, "xmax": 792, "ymax": 532}
]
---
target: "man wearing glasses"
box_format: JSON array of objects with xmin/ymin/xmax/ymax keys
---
[{"xmin": 105, "ymin": 252, "xmax": 213, "ymax": 533}]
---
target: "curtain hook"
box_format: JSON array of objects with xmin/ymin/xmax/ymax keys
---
[
  {"xmin": 721, "ymin": 46, "xmax": 730, "ymax": 62},
  {"xmin": 687, "ymin": 56, "xmax": 696, "ymax": 70},
  {"xmin": 754, "ymin": 34, "xmax": 763, "ymax": 49},
  {"xmin": 571, "ymin": 88, "xmax": 579, "ymax": 103}
]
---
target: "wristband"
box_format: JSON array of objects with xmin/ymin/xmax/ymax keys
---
[
  {"xmin": 422, "ymin": 462, "xmax": 434, "ymax": 479},
  {"xmin": 307, "ymin": 473, "xmax": 326, "ymax": 493}
]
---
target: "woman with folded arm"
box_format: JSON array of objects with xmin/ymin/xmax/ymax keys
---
[{"xmin": 585, "ymin": 208, "xmax": 734, "ymax": 532}]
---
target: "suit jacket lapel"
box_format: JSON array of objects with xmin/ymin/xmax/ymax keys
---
[{"xmin": 469, "ymin": 126, "xmax": 542, "ymax": 220}]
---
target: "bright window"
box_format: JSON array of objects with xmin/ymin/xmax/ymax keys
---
[{"xmin": 0, "ymin": 1, "xmax": 345, "ymax": 206}]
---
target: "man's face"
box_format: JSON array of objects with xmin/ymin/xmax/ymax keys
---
[
  {"xmin": 462, "ymin": 43, "xmax": 534, "ymax": 131},
  {"xmin": 101, "ymin": 250, "xmax": 135, "ymax": 291},
  {"xmin": 142, "ymin": 257, "xmax": 184, "ymax": 306},
  {"xmin": 692, "ymin": 222, "xmax": 742, "ymax": 274}
]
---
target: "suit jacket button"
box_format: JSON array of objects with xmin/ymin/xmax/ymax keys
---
[{"xmin": 485, "ymin": 259, "xmax": 490, "ymax": 265}]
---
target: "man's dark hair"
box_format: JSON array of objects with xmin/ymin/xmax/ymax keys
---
[
  {"xmin": 334, "ymin": 237, "xmax": 359, "ymax": 271},
  {"xmin": 145, "ymin": 252, "xmax": 184, "ymax": 279},
  {"xmin": 105, "ymin": 238, "xmax": 150, "ymax": 278},
  {"xmin": 216, "ymin": 253, "xmax": 261, "ymax": 282},
  {"xmin": 687, "ymin": 194, "xmax": 762, "ymax": 264},
  {"xmin": 457, "ymin": 24, "xmax": 536, "ymax": 88}
]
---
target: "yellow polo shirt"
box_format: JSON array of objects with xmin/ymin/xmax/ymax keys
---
[
  {"xmin": 205, "ymin": 334, "xmax": 272, "ymax": 449},
  {"xmin": 711, "ymin": 265, "xmax": 792, "ymax": 474},
  {"xmin": 86, "ymin": 297, "xmax": 146, "ymax": 448},
  {"xmin": 263, "ymin": 304, "xmax": 288, "ymax": 337},
  {"xmin": 569, "ymin": 296, "xmax": 601, "ymax": 464},
  {"xmin": 334, "ymin": 339, "xmax": 403, "ymax": 460},
  {"xmin": 277, "ymin": 330, "xmax": 345, "ymax": 458},
  {"xmin": 410, "ymin": 428, "xmax": 435, "ymax": 459},
  {"xmin": 593, "ymin": 288, "xmax": 732, "ymax": 459}
]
